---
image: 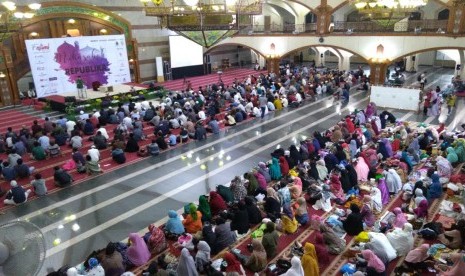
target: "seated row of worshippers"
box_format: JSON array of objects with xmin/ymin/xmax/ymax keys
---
[{"xmin": 49, "ymin": 103, "xmax": 465, "ymax": 276}]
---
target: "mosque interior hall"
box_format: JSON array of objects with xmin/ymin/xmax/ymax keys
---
[{"xmin": 0, "ymin": 0, "xmax": 465, "ymax": 276}]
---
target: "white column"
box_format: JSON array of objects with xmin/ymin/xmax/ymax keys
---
[{"xmin": 405, "ymin": 54, "xmax": 419, "ymax": 72}]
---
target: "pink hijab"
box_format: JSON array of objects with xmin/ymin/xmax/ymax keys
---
[
  {"xmin": 354, "ymin": 157, "xmax": 369, "ymax": 181},
  {"xmin": 362, "ymin": 249, "xmax": 385, "ymax": 273},
  {"xmin": 392, "ymin": 207, "xmax": 408, "ymax": 228},
  {"xmin": 127, "ymin": 233, "xmax": 151, "ymax": 266},
  {"xmin": 405, "ymin": 244, "xmax": 429, "ymax": 263},
  {"xmin": 293, "ymin": 176, "xmax": 302, "ymax": 188},
  {"xmin": 441, "ymin": 253, "xmax": 465, "ymax": 276}
]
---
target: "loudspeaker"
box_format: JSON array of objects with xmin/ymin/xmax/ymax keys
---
[
  {"xmin": 456, "ymin": 64, "xmax": 461, "ymax": 71},
  {"xmin": 65, "ymin": 96, "xmax": 76, "ymax": 103},
  {"xmin": 320, "ymin": 53, "xmax": 323, "ymax": 58},
  {"xmin": 411, "ymin": 56, "xmax": 416, "ymax": 61}
]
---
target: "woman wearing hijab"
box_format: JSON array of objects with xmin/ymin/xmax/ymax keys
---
[
  {"xmin": 414, "ymin": 199, "xmax": 428, "ymax": 219},
  {"xmin": 230, "ymin": 176, "xmax": 247, "ymax": 202},
  {"xmin": 436, "ymin": 156, "xmax": 453, "ymax": 178},
  {"xmin": 308, "ymin": 161, "xmax": 320, "ymax": 180},
  {"xmin": 165, "ymin": 210, "xmax": 185, "ymax": 238},
  {"xmin": 262, "ymin": 221, "xmax": 279, "ymax": 258},
  {"xmin": 413, "ymin": 186, "xmax": 427, "ymax": 207},
  {"xmin": 177, "ymin": 248, "xmax": 198, "ymax": 276},
  {"xmin": 313, "ymin": 131, "xmax": 324, "ymax": 150},
  {"xmin": 236, "ymin": 239, "xmax": 267, "ymax": 272},
  {"xmin": 447, "ymin": 147, "xmax": 459, "ymax": 165},
  {"xmin": 279, "ymin": 156, "xmax": 290, "ymax": 177},
  {"xmin": 147, "ymin": 224, "xmax": 167, "ymax": 255},
  {"xmin": 356, "ymin": 110, "xmax": 366, "ymax": 125},
  {"xmin": 258, "ymin": 162, "xmax": 271, "ymax": 183},
  {"xmin": 313, "ymin": 233, "xmax": 330, "ymax": 266},
  {"xmin": 361, "ymin": 195, "xmax": 376, "ymax": 227},
  {"xmin": 365, "ymin": 103, "xmax": 375, "ymax": 118},
  {"xmin": 223, "ymin": 252, "xmax": 246, "ymax": 275},
  {"xmin": 346, "ymin": 116, "xmax": 355, "ymax": 133},
  {"xmin": 201, "ymin": 223, "xmax": 217, "ymax": 255},
  {"xmin": 360, "ymin": 249, "xmax": 386, "ymax": 276},
  {"xmin": 354, "ymin": 156, "xmax": 369, "ymax": 181},
  {"xmin": 197, "ymin": 195, "xmax": 211, "ymax": 222},
  {"xmin": 320, "ymin": 224, "xmax": 346, "ymax": 254},
  {"xmin": 370, "ymin": 185, "xmax": 383, "ymax": 213},
  {"xmin": 387, "ymin": 223, "xmax": 414, "ymax": 256},
  {"xmin": 281, "ymin": 203, "xmax": 298, "ymax": 234},
  {"xmin": 428, "ymin": 173, "xmax": 443, "ymax": 200},
  {"xmin": 313, "ymin": 184, "xmax": 332, "ymax": 212},
  {"xmin": 384, "ymin": 168, "xmax": 403, "ymax": 194},
  {"xmin": 301, "ymin": 243, "xmax": 319, "ymax": 276},
  {"xmin": 377, "ymin": 177, "xmax": 390, "ymax": 205},
  {"xmin": 300, "ymin": 141, "xmax": 310, "ymax": 161},
  {"xmin": 401, "ymin": 150, "xmax": 414, "ymax": 173},
  {"xmin": 381, "ymin": 138, "xmax": 394, "ymax": 157},
  {"xmin": 195, "ymin": 241, "xmax": 210, "ymax": 273},
  {"xmin": 269, "ymin": 157, "xmax": 282, "ymax": 180},
  {"xmin": 331, "ymin": 125, "xmax": 343, "ymax": 143},
  {"xmin": 438, "ymin": 219, "xmax": 465, "ymax": 250},
  {"xmin": 244, "ymin": 196, "xmax": 262, "ymax": 224},
  {"xmin": 100, "ymin": 243, "xmax": 125, "ymax": 276},
  {"xmin": 324, "ymin": 152, "xmax": 338, "ymax": 173},
  {"xmin": 290, "ymin": 145, "xmax": 302, "ymax": 165},
  {"xmin": 244, "ymin": 172, "xmax": 259, "ymax": 196},
  {"xmin": 349, "ymin": 139, "xmax": 358, "ymax": 160},
  {"xmin": 316, "ymin": 159, "xmax": 328, "ymax": 180},
  {"xmin": 377, "ymin": 141, "xmax": 389, "ymax": 160},
  {"xmin": 294, "ymin": 197, "xmax": 309, "ymax": 225},
  {"xmin": 209, "ymin": 191, "xmax": 227, "ymax": 216},
  {"xmin": 397, "ymin": 244, "xmax": 430, "ymax": 273},
  {"xmin": 342, "ymin": 203, "xmax": 364, "ymax": 236},
  {"xmin": 330, "ymin": 173, "xmax": 345, "ymax": 201},
  {"xmin": 282, "ymin": 256, "xmax": 305, "ymax": 276},
  {"xmin": 335, "ymin": 144, "xmax": 347, "ymax": 163},
  {"xmin": 230, "ymin": 202, "xmax": 250, "ymax": 234},
  {"xmin": 254, "ymin": 170, "xmax": 268, "ymax": 190},
  {"xmin": 436, "ymin": 252, "xmax": 465, "ymax": 276},
  {"xmin": 392, "ymin": 207, "xmax": 408, "ymax": 229},
  {"xmin": 214, "ymin": 216, "xmax": 236, "ymax": 251},
  {"xmin": 127, "ymin": 233, "xmax": 151, "ymax": 266},
  {"xmin": 183, "ymin": 203, "xmax": 203, "ymax": 234}
]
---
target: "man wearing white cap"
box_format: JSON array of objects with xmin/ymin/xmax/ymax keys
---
[
  {"xmin": 87, "ymin": 145, "xmax": 100, "ymax": 162},
  {"xmin": 4, "ymin": 180, "xmax": 31, "ymax": 205}
]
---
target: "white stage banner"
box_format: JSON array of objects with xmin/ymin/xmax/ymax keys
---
[
  {"xmin": 26, "ymin": 34, "xmax": 131, "ymax": 98},
  {"xmin": 370, "ymin": 86, "xmax": 421, "ymax": 112}
]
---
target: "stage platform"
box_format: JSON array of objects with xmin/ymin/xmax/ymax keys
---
[
  {"xmin": 43, "ymin": 83, "xmax": 149, "ymax": 112},
  {"xmin": 51, "ymin": 84, "xmax": 148, "ymax": 102}
]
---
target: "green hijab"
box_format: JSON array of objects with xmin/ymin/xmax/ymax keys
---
[
  {"xmin": 189, "ymin": 203, "xmax": 198, "ymax": 221},
  {"xmin": 197, "ymin": 195, "xmax": 211, "ymax": 220}
]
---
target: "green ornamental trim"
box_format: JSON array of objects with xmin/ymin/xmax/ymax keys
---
[{"xmin": 36, "ymin": 6, "xmax": 131, "ymax": 40}]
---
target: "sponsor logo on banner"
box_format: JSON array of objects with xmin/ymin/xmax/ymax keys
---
[{"xmin": 31, "ymin": 43, "xmax": 50, "ymax": 53}]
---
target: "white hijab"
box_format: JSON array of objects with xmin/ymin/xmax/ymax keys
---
[
  {"xmin": 368, "ymin": 232, "xmax": 397, "ymax": 261},
  {"xmin": 283, "ymin": 256, "xmax": 305, "ymax": 276},
  {"xmin": 177, "ymin": 248, "xmax": 199, "ymax": 276},
  {"xmin": 385, "ymin": 169, "xmax": 402, "ymax": 194},
  {"xmin": 370, "ymin": 187, "xmax": 383, "ymax": 213},
  {"xmin": 386, "ymin": 223, "xmax": 414, "ymax": 256}
]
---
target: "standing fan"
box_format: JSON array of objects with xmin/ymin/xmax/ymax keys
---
[{"xmin": 0, "ymin": 221, "xmax": 46, "ymax": 276}]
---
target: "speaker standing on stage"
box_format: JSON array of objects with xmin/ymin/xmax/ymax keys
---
[{"xmin": 76, "ymin": 76, "xmax": 85, "ymax": 99}]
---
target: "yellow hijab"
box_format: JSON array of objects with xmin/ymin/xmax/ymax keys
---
[{"xmin": 301, "ymin": 243, "xmax": 319, "ymax": 276}]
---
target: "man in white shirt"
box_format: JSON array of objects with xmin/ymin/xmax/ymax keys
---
[
  {"xmin": 122, "ymin": 116, "xmax": 133, "ymax": 130},
  {"xmin": 79, "ymin": 110, "xmax": 89, "ymax": 122},
  {"xmin": 96, "ymin": 124, "xmax": 109, "ymax": 140},
  {"xmin": 66, "ymin": 120, "xmax": 76, "ymax": 136},
  {"xmin": 87, "ymin": 145, "xmax": 100, "ymax": 162},
  {"xmin": 92, "ymin": 109, "xmax": 100, "ymax": 119}
]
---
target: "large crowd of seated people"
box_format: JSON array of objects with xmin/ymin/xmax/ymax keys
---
[
  {"xmin": 0, "ymin": 65, "xmax": 365, "ymax": 206},
  {"xmin": 53, "ymin": 99, "xmax": 465, "ymax": 276},
  {"xmin": 45, "ymin": 76, "xmax": 465, "ymax": 276}
]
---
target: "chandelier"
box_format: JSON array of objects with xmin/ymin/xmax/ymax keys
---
[
  {"xmin": 0, "ymin": 1, "xmax": 41, "ymax": 36},
  {"xmin": 353, "ymin": 0, "xmax": 427, "ymax": 19},
  {"xmin": 140, "ymin": 0, "xmax": 263, "ymax": 30}
]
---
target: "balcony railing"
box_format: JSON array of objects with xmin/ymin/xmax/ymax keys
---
[{"xmin": 238, "ymin": 19, "xmax": 450, "ymax": 35}]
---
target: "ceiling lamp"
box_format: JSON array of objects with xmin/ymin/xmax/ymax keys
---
[
  {"xmin": 28, "ymin": 3, "xmax": 41, "ymax": 10},
  {"xmin": 184, "ymin": 0, "xmax": 199, "ymax": 6},
  {"xmin": 2, "ymin": 1, "xmax": 16, "ymax": 11}
]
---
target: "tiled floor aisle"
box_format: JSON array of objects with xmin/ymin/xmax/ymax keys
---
[{"xmin": 0, "ymin": 65, "xmax": 461, "ymax": 274}]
